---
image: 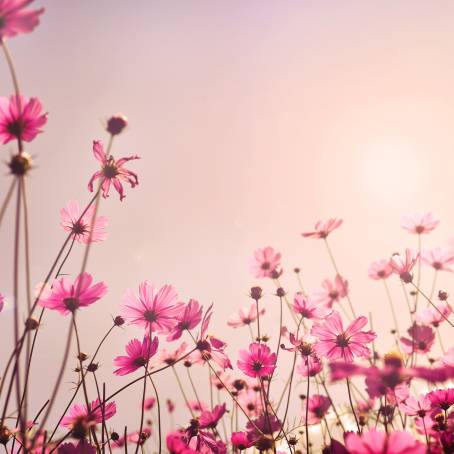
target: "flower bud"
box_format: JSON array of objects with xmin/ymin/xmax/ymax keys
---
[
  {"xmin": 9, "ymin": 152, "xmax": 32, "ymax": 176},
  {"xmin": 439, "ymin": 290, "xmax": 449, "ymax": 301},
  {"xmin": 77, "ymin": 352, "xmax": 88, "ymax": 362},
  {"xmin": 25, "ymin": 317, "xmax": 39, "ymax": 331},
  {"xmin": 114, "ymin": 315, "xmax": 125, "ymax": 326},
  {"xmin": 249, "ymin": 287, "xmax": 262, "ymax": 300},
  {"xmin": 106, "ymin": 115, "xmax": 128, "ymax": 136}
]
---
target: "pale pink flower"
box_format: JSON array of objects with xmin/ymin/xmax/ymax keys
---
[
  {"xmin": 237, "ymin": 388, "xmax": 263, "ymax": 417},
  {"xmin": 88, "ymin": 140, "xmax": 139, "ymax": 201},
  {"xmin": 311, "ymin": 311, "xmax": 376, "ymax": 363},
  {"xmin": 38, "ymin": 273, "xmax": 107, "ymax": 315},
  {"xmin": 400, "ymin": 324, "xmax": 435, "ymax": 354},
  {"xmin": 156, "ymin": 342, "xmax": 188, "ymax": 366},
  {"xmin": 314, "ymin": 275, "xmax": 348, "ymax": 308},
  {"xmin": 113, "ymin": 336, "xmax": 159, "ymax": 376},
  {"xmin": 121, "ymin": 281, "xmax": 182, "ymax": 334},
  {"xmin": 60, "ymin": 398, "xmax": 116, "ymax": 429},
  {"xmin": 399, "ymin": 394, "xmax": 431, "ymax": 417},
  {"xmin": 0, "ymin": 95, "xmax": 47, "ymax": 143},
  {"xmin": 297, "ymin": 355, "xmax": 323, "ymax": 377},
  {"xmin": 421, "ymin": 247, "xmax": 454, "ymax": 272},
  {"xmin": 167, "ymin": 299, "xmax": 203, "ymax": 341},
  {"xmin": 292, "ymin": 293, "xmax": 331, "ymax": 320},
  {"xmin": 60, "ymin": 200, "xmax": 107, "ymax": 244},
  {"xmin": 0, "ymin": 0, "xmax": 44, "ymax": 39},
  {"xmin": 249, "ymin": 247, "xmax": 281, "ymax": 278},
  {"xmin": 345, "ymin": 429, "xmax": 425, "ymax": 454},
  {"xmin": 390, "ymin": 249, "xmax": 419, "ymax": 283},
  {"xmin": 302, "ymin": 218, "xmax": 342, "ymax": 239},
  {"xmin": 402, "ymin": 212, "xmax": 439, "ymax": 234},
  {"xmin": 237, "ymin": 342, "xmax": 277, "ymax": 378},
  {"xmin": 368, "ymin": 259, "xmax": 393, "ymax": 280},
  {"xmin": 303, "ymin": 394, "xmax": 331, "ymax": 425},
  {"xmin": 417, "ymin": 302, "xmax": 452, "ymax": 327},
  {"xmin": 227, "ymin": 304, "xmax": 264, "ymax": 328}
]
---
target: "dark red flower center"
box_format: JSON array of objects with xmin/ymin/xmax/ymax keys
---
[
  {"xmin": 102, "ymin": 162, "xmax": 119, "ymax": 179},
  {"xmin": 7, "ymin": 119, "xmax": 25, "ymax": 138},
  {"xmin": 72, "ymin": 221, "xmax": 88, "ymax": 236},
  {"xmin": 415, "ymin": 225, "xmax": 425, "ymax": 233},
  {"xmin": 335, "ymin": 334, "xmax": 349, "ymax": 348},
  {"xmin": 418, "ymin": 341, "xmax": 427, "ymax": 350},
  {"xmin": 133, "ymin": 356, "xmax": 147, "ymax": 367},
  {"xmin": 261, "ymin": 261, "xmax": 270, "ymax": 270},
  {"xmin": 144, "ymin": 310, "xmax": 157, "ymax": 322},
  {"xmin": 252, "ymin": 361, "xmax": 263, "ymax": 372},
  {"xmin": 329, "ymin": 291, "xmax": 339, "ymax": 300},
  {"xmin": 64, "ymin": 297, "xmax": 80, "ymax": 312}
]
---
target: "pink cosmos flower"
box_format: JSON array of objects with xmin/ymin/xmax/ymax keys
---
[
  {"xmin": 38, "ymin": 272, "xmax": 107, "ymax": 315},
  {"xmin": 390, "ymin": 249, "xmax": 419, "ymax": 283},
  {"xmin": 60, "ymin": 398, "xmax": 116, "ymax": 429},
  {"xmin": 167, "ymin": 299, "xmax": 203, "ymax": 341},
  {"xmin": 400, "ymin": 324, "xmax": 435, "ymax": 354},
  {"xmin": 249, "ymin": 246, "xmax": 281, "ymax": 279},
  {"xmin": 368, "ymin": 259, "xmax": 393, "ymax": 280},
  {"xmin": 58, "ymin": 440, "xmax": 96, "ymax": 454},
  {"xmin": 199, "ymin": 403, "xmax": 226, "ymax": 429},
  {"xmin": 421, "ymin": 247, "xmax": 454, "ymax": 272},
  {"xmin": 166, "ymin": 433, "xmax": 197, "ymax": 454},
  {"xmin": 311, "ymin": 311, "xmax": 376, "ymax": 363},
  {"xmin": 231, "ymin": 432, "xmax": 252, "ymax": 451},
  {"xmin": 113, "ymin": 336, "xmax": 159, "ymax": 375},
  {"xmin": 417, "ymin": 302, "xmax": 452, "ymax": 327},
  {"xmin": 121, "ymin": 281, "xmax": 182, "ymax": 334},
  {"xmin": 303, "ymin": 394, "xmax": 331, "ymax": 425},
  {"xmin": 400, "ymin": 394, "xmax": 431, "ymax": 417},
  {"xmin": 157, "ymin": 342, "xmax": 189, "ymax": 366},
  {"xmin": 402, "ymin": 212, "xmax": 439, "ymax": 234},
  {"xmin": 143, "ymin": 397, "xmax": 156, "ymax": 410},
  {"xmin": 0, "ymin": 0, "xmax": 44, "ymax": 38},
  {"xmin": 426, "ymin": 388, "xmax": 454, "ymax": 411},
  {"xmin": 302, "ymin": 218, "xmax": 342, "ymax": 239},
  {"xmin": 88, "ymin": 140, "xmax": 139, "ymax": 201},
  {"xmin": 314, "ymin": 275, "xmax": 348, "ymax": 308},
  {"xmin": 237, "ymin": 342, "xmax": 277, "ymax": 378},
  {"xmin": 237, "ymin": 388, "xmax": 263, "ymax": 417},
  {"xmin": 292, "ymin": 293, "xmax": 331, "ymax": 320},
  {"xmin": 0, "ymin": 95, "xmax": 47, "ymax": 144},
  {"xmin": 297, "ymin": 355, "xmax": 323, "ymax": 377},
  {"xmin": 345, "ymin": 429, "xmax": 425, "ymax": 454},
  {"xmin": 227, "ymin": 304, "xmax": 265, "ymax": 328},
  {"xmin": 60, "ymin": 200, "xmax": 107, "ymax": 244}
]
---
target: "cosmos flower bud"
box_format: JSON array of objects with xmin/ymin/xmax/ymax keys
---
[
  {"xmin": 25, "ymin": 317, "xmax": 39, "ymax": 331},
  {"xmin": 106, "ymin": 115, "xmax": 128, "ymax": 136},
  {"xmin": 87, "ymin": 362, "xmax": 99, "ymax": 372},
  {"xmin": 114, "ymin": 315, "xmax": 125, "ymax": 326},
  {"xmin": 9, "ymin": 152, "xmax": 32, "ymax": 176},
  {"xmin": 0, "ymin": 426, "xmax": 11, "ymax": 445},
  {"xmin": 254, "ymin": 435, "xmax": 274, "ymax": 451},
  {"xmin": 110, "ymin": 432, "xmax": 119, "ymax": 441},
  {"xmin": 77, "ymin": 352, "xmax": 88, "ymax": 362},
  {"xmin": 439, "ymin": 290, "xmax": 449, "ymax": 301},
  {"xmin": 249, "ymin": 286, "xmax": 262, "ymax": 301},
  {"xmin": 276, "ymin": 287, "xmax": 286, "ymax": 297}
]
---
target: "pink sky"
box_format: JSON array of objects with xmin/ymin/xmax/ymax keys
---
[{"xmin": 1, "ymin": 0, "xmax": 454, "ymax": 432}]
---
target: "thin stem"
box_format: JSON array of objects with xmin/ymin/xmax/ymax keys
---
[
  {"xmin": 383, "ymin": 280, "xmax": 400, "ymax": 337},
  {"xmin": 0, "ymin": 178, "xmax": 17, "ymax": 230},
  {"xmin": 147, "ymin": 376, "xmax": 161, "ymax": 454},
  {"xmin": 346, "ymin": 378, "xmax": 360, "ymax": 433},
  {"xmin": 186, "ymin": 368, "xmax": 201, "ymax": 408},
  {"xmin": 429, "ymin": 269, "xmax": 438, "ymax": 301},
  {"xmin": 305, "ymin": 367, "xmax": 310, "ymax": 454},
  {"xmin": 171, "ymin": 366, "xmax": 194, "ymax": 418}
]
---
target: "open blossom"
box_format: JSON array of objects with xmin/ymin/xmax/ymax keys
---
[
  {"xmin": 237, "ymin": 388, "xmax": 263, "ymax": 417},
  {"xmin": 345, "ymin": 429, "xmax": 425, "ymax": 454},
  {"xmin": 38, "ymin": 272, "xmax": 107, "ymax": 315},
  {"xmin": 227, "ymin": 304, "xmax": 265, "ymax": 328},
  {"xmin": 304, "ymin": 394, "xmax": 331, "ymax": 424},
  {"xmin": 249, "ymin": 247, "xmax": 281, "ymax": 278},
  {"xmin": 167, "ymin": 299, "xmax": 203, "ymax": 341},
  {"xmin": 88, "ymin": 140, "xmax": 139, "ymax": 201},
  {"xmin": 390, "ymin": 249, "xmax": 419, "ymax": 283},
  {"xmin": 122, "ymin": 281, "xmax": 182, "ymax": 334},
  {"xmin": 292, "ymin": 293, "xmax": 331, "ymax": 320},
  {"xmin": 421, "ymin": 246, "xmax": 454, "ymax": 272},
  {"xmin": 368, "ymin": 259, "xmax": 393, "ymax": 280},
  {"xmin": 157, "ymin": 342, "xmax": 189, "ymax": 366},
  {"xmin": 400, "ymin": 394, "xmax": 431, "ymax": 417},
  {"xmin": 302, "ymin": 218, "xmax": 342, "ymax": 239},
  {"xmin": 417, "ymin": 302, "xmax": 452, "ymax": 327},
  {"xmin": 60, "ymin": 200, "xmax": 107, "ymax": 244},
  {"xmin": 237, "ymin": 342, "xmax": 277, "ymax": 378},
  {"xmin": 314, "ymin": 275, "xmax": 348, "ymax": 308},
  {"xmin": 231, "ymin": 432, "xmax": 252, "ymax": 451},
  {"xmin": 60, "ymin": 398, "xmax": 116, "ymax": 429},
  {"xmin": 311, "ymin": 311, "xmax": 376, "ymax": 363},
  {"xmin": 0, "ymin": 0, "xmax": 44, "ymax": 38},
  {"xmin": 400, "ymin": 324, "xmax": 435, "ymax": 354},
  {"xmin": 113, "ymin": 336, "xmax": 159, "ymax": 375},
  {"xmin": 199, "ymin": 404, "xmax": 226, "ymax": 429},
  {"xmin": 402, "ymin": 212, "xmax": 439, "ymax": 234},
  {"xmin": 426, "ymin": 388, "xmax": 454, "ymax": 411},
  {"xmin": 0, "ymin": 95, "xmax": 47, "ymax": 144}
]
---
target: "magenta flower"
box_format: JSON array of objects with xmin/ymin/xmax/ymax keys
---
[
  {"xmin": 0, "ymin": 95, "xmax": 47, "ymax": 144},
  {"xmin": 88, "ymin": 140, "xmax": 139, "ymax": 201},
  {"xmin": 227, "ymin": 304, "xmax": 265, "ymax": 328},
  {"xmin": 390, "ymin": 249, "xmax": 419, "ymax": 283},
  {"xmin": 314, "ymin": 275, "xmax": 348, "ymax": 308},
  {"xmin": 368, "ymin": 259, "xmax": 393, "ymax": 280},
  {"xmin": 231, "ymin": 432, "xmax": 252, "ymax": 451},
  {"xmin": 199, "ymin": 403, "xmax": 226, "ymax": 429},
  {"xmin": 0, "ymin": 0, "xmax": 44, "ymax": 39},
  {"xmin": 292, "ymin": 293, "xmax": 331, "ymax": 320},
  {"xmin": 166, "ymin": 434, "xmax": 197, "ymax": 454},
  {"xmin": 60, "ymin": 200, "xmax": 107, "ymax": 244},
  {"xmin": 58, "ymin": 440, "xmax": 96, "ymax": 454},
  {"xmin": 345, "ymin": 429, "xmax": 425, "ymax": 454},
  {"xmin": 249, "ymin": 246, "xmax": 281, "ymax": 279},
  {"xmin": 311, "ymin": 311, "xmax": 376, "ymax": 362},
  {"xmin": 143, "ymin": 397, "xmax": 156, "ymax": 410},
  {"xmin": 400, "ymin": 394, "xmax": 431, "ymax": 417},
  {"xmin": 302, "ymin": 218, "xmax": 342, "ymax": 239},
  {"xmin": 113, "ymin": 336, "xmax": 159, "ymax": 375},
  {"xmin": 304, "ymin": 394, "xmax": 331, "ymax": 424},
  {"xmin": 167, "ymin": 298, "xmax": 203, "ymax": 341},
  {"xmin": 60, "ymin": 398, "xmax": 116, "ymax": 429},
  {"xmin": 38, "ymin": 273, "xmax": 107, "ymax": 315},
  {"xmin": 402, "ymin": 212, "xmax": 439, "ymax": 234},
  {"xmin": 400, "ymin": 324, "xmax": 435, "ymax": 354},
  {"xmin": 426, "ymin": 388, "xmax": 454, "ymax": 411},
  {"xmin": 421, "ymin": 247, "xmax": 454, "ymax": 272},
  {"xmin": 121, "ymin": 281, "xmax": 182, "ymax": 334},
  {"xmin": 237, "ymin": 342, "xmax": 277, "ymax": 378}
]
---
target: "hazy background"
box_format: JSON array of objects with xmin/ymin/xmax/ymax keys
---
[{"xmin": 1, "ymin": 0, "xmax": 454, "ymax": 439}]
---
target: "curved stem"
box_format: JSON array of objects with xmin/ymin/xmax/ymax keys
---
[{"xmin": 147, "ymin": 376, "xmax": 161, "ymax": 454}]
